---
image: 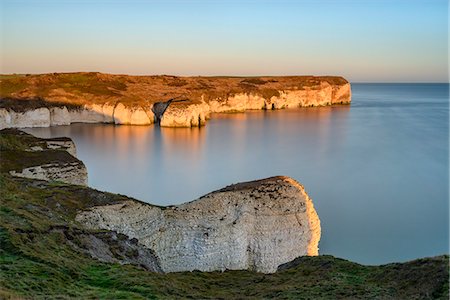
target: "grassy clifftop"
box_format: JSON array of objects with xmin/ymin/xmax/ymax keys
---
[
  {"xmin": 0, "ymin": 72, "xmax": 349, "ymax": 110},
  {"xmin": 1, "ymin": 175, "xmax": 448, "ymax": 299},
  {"xmin": 0, "ymin": 130, "xmax": 448, "ymax": 299}
]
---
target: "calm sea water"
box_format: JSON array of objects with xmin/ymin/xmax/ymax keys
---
[{"xmin": 25, "ymin": 83, "xmax": 449, "ymax": 265}]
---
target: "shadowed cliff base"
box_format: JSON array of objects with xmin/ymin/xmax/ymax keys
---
[{"xmin": 0, "ymin": 72, "xmax": 351, "ymax": 128}]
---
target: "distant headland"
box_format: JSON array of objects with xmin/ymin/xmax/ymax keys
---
[{"xmin": 0, "ymin": 73, "xmax": 351, "ymax": 128}]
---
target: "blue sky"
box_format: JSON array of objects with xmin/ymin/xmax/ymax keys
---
[{"xmin": 1, "ymin": 0, "xmax": 448, "ymax": 82}]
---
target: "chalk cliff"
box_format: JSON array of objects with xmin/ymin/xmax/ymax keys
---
[
  {"xmin": 1, "ymin": 129, "xmax": 321, "ymax": 273},
  {"xmin": 0, "ymin": 129, "xmax": 87, "ymax": 185},
  {"xmin": 0, "ymin": 73, "xmax": 351, "ymax": 128},
  {"xmin": 76, "ymin": 176, "xmax": 321, "ymax": 273}
]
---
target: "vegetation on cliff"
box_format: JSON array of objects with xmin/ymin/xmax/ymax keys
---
[
  {"xmin": 0, "ymin": 129, "xmax": 448, "ymax": 299},
  {"xmin": 0, "ymin": 129, "xmax": 82, "ymax": 178},
  {"xmin": 0, "ymin": 72, "xmax": 350, "ymax": 110}
]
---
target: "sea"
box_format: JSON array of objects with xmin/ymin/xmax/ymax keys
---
[{"xmin": 25, "ymin": 83, "xmax": 449, "ymax": 265}]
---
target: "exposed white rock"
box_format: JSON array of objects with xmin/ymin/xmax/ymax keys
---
[
  {"xmin": 50, "ymin": 107, "xmax": 71, "ymax": 126},
  {"xmin": 45, "ymin": 140, "xmax": 77, "ymax": 157},
  {"xmin": 101, "ymin": 103, "xmax": 116, "ymax": 123},
  {"xmin": 209, "ymin": 93, "xmax": 266, "ymax": 113},
  {"xmin": 129, "ymin": 106, "xmax": 153, "ymax": 125},
  {"xmin": 0, "ymin": 103, "xmax": 158, "ymax": 128},
  {"xmin": 10, "ymin": 162, "xmax": 88, "ymax": 186},
  {"xmin": 0, "ymin": 82, "xmax": 351, "ymax": 128},
  {"xmin": 68, "ymin": 106, "xmax": 106, "ymax": 123},
  {"xmin": 267, "ymin": 86, "xmax": 332, "ymax": 109},
  {"xmin": 7, "ymin": 108, "xmax": 51, "ymax": 128},
  {"xmin": 113, "ymin": 103, "xmax": 153, "ymax": 125},
  {"xmin": 2, "ymin": 129, "xmax": 86, "ymax": 185},
  {"xmin": 331, "ymin": 83, "xmax": 352, "ymax": 104},
  {"xmin": 160, "ymin": 102, "xmax": 209, "ymax": 127},
  {"xmin": 0, "ymin": 109, "xmax": 11, "ymax": 129},
  {"xmin": 76, "ymin": 176, "xmax": 321, "ymax": 273}
]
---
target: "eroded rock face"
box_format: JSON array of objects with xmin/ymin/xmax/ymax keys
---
[
  {"xmin": 44, "ymin": 139, "xmax": 77, "ymax": 157},
  {"xmin": 0, "ymin": 103, "xmax": 155, "ymax": 129},
  {"xmin": 0, "ymin": 75, "xmax": 351, "ymax": 129},
  {"xmin": 0, "ymin": 129, "xmax": 88, "ymax": 186},
  {"xmin": 113, "ymin": 103, "xmax": 153, "ymax": 125},
  {"xmin": 209, "ymin": 93, "xmax": 266, "ymax": 113},
  {"xmin": 76, "ymin": 176, "xmax": 321, "ymax": 273},
  {"xmin": 50, "ymin": 107, "xmax": 71, "ymax": 126},
  {"xmin": 6, "ymin": 107, "xmax": 51, "ymax": 128},
  {"xmin": 68, "ymin": 105, "xmax": 108, "ymax": 124},
  {"xmin": 160, "ymin": 102, "xmax": 209, "ymax": 127},
  {"xmin": 10, "ymin": 162, "xmax": 88, "ymax": 186}
]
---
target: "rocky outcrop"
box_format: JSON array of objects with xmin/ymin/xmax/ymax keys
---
[
  {"xmin": 10, "ymin": 162, "xmax": 87, "ymax": 186},
  {"xmin": 0, "ymin": 73, "xmax": 351, "ymax": 129},
  {"xmin": 44, "ymin": 138, "xmax": 77, "ymax": 157},
  {"xmin": 2, "ymin": 129, "xmax": 321, "ymax": 273},
  {"xmin": 209, "ymin": 93, "xmax": 266, "ymax": 113},
  {"xmin": 0, "ymin": 129, "xmax": 88, "ymax": 185},
  {"xmin": 48, "ymin": 226, "xmax": 162, "ymax": 272},
  {"xmin": 113, "ymin": 103, "xmax": 154, "ymax": 125},
  {"xmin": 160, "ymin": 102, "xmax": 209, "ymax": 127},
  {"xmin": 207, "ymin": 83, "xmax": 351, "ymax": 113},
  {"xmin": 76, "ymin": 176, "xmax": 321, "ymax": 273}
]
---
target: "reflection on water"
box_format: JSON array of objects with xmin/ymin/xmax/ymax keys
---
[{"xmin": 25, "ymin": 84, "xmax": 449, "ymax": 265}]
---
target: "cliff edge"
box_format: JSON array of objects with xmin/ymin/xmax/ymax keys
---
[
  {"xmin": 0, "ymin": 129, "xmax": 87, "ymax": 185},
  {"xmin": 76, "ymin": 176, "xmax": 321, "ymax": 273},
  {"xmin": 0, "ymin": 73, "xmax": 351, "ymax": 128}
]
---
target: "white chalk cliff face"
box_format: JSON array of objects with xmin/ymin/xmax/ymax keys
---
[
  {"xmin": 160, "ymin": 102, "xmax": 209, "ymax": 127},
  {"xmin": 76, "ymin": 176, "xmax": 321, "ymax": 273},
  {"xmin": 0, "ymin": 103, "xmax": 154, "ymax": 129},
  {"xmin": 0, "ymin": 82, "xmax": 351, "ymax": 129},
  {"xmin": 113, "ymin": 103, "xmax": 154, "ymax": 125}
]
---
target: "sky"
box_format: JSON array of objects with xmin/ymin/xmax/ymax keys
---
[{"xmin": 0, "ymin": 0, "xmax": 448, "ymax": 82}]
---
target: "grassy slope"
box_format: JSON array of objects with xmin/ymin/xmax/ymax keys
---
[
  {"xmin": 1, "ymin": 175, "xmax": 448, "ymax": 299},
  {"xmin": 0, "ymin": 131, "xmax": 448, "ymax": 299}
]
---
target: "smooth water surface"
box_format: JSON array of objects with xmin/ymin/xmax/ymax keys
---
[{"xmin": 25, "ymin": 83, "xmax": 449, "ymax": 265}]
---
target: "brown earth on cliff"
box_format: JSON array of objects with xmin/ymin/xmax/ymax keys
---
[{"xmin": 0, "ymin": 72, "xmax": 349, "ymax": 109}]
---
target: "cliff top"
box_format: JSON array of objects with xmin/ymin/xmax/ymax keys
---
[
  {"xmin": 0, "ymin": 72, "xmax": 349, "ymax": 110},
  {"xmin": 215, "ymin": 176, "xmax": 291, "ymax": 192},
  {"xmin": 0, "ymin": 129, "xmax": 80, "ymax": 175}
]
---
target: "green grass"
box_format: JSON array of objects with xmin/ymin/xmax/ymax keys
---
[
  {"xmin": 0, "ymin": 72, "xmax": 127, "ymax": 98},
  {"xmin": 0, "ymin": 133, "xmax": 29, "ymax": 151},
  {"xmin": 0, "ymin": 173, "xmax": 448, "ymax": 299},
  {"xmin": 0, "ymin": 76, "xmax": 29, "ymax": 95}
]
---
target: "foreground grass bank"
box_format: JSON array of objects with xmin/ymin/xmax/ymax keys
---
[{"xmin": 1, "ymin": 174, "xmax": 448, "ymax": 299}]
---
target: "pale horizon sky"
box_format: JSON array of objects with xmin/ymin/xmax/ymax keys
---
[{"xmin": 1, "ymin": 0, "xmax": 448, "ymax": 82}]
